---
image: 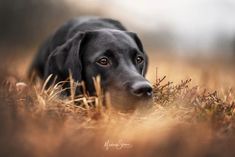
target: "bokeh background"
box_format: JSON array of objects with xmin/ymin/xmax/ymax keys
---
[
  {"xmin": 0, "ymin": 0, "xmax": 235, "ymax": 88},
  {"xmin": 0, "ymin": 1, "xmax": 235, "ymax": 157}
]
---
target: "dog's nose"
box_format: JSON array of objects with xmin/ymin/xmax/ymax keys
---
[{"xmin": 130, "ymin": 81, "xmax": 153, "ymax": 97}]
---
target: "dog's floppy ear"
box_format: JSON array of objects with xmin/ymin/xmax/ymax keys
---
[
  {"xmin": 128, "ymin": 32, "xmax": 148, "ymax": 76},
  {"xmin": 45, "ymin": 32, "xmax": 86, "ymax": 85},
  {"xmin": 127, "ymin": 32, "xmax": 144, "ymax": 52}
]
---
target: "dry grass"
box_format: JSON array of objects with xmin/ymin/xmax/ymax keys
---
[{"xmin": 0, "ymin": 53, "xmax": 235, "ymax": 157}]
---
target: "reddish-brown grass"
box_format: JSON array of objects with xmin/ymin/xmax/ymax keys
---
[{"xmin": 0, "ymin": 52, "xmax": 235, "ymax": 157}]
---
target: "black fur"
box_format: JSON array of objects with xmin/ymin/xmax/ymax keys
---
[{"xmin": 29, "ymin": 17, "xmax": 152, "ymax": 108}]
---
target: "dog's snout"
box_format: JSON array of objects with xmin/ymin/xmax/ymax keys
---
[{"xmin": 130, "ymin": 81, "xmax": 153, "ymax": 97}]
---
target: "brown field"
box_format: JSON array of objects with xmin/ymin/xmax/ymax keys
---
[{"xmin": 0, "ymin": 48, "xmax": 235, "ymax": 157}]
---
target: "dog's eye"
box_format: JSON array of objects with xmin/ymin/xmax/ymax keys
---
[
  {"xmin": 136, "ymin": 56, "xmax": 144, "ymax": 64},
  {"xmin": 96, "ymin": 57, "xmax": 111, "ymax": 67}
]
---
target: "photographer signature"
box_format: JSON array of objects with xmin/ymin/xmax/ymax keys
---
[{"xmin": 104, "ymin": 139, "xmax": 133, "ymax": 150}]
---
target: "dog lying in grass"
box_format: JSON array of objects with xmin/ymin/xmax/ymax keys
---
[{"xmin": 29, "ymin": 17, "xmax": 153, "ymax": 110}]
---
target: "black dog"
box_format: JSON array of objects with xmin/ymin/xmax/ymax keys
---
[{"xmin": 29, "ymin": 17, "xmax": 152, "ymax": 110}]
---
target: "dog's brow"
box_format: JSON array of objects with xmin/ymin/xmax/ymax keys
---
[
  {"xmin": 130, "ymin": 48, "xmax": 138, "ymax": 53},
  {"xmin": 129, "ymin": 48, "xmax": 141, "ymax": 56},
  {"xmin": 90, "ymin": 49, "xmax": 115, "ymax": 61},
  {"xmin": 102, "ymin": 49, "xmax": 116, "ymax": 58}
]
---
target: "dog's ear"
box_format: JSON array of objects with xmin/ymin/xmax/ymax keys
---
[
  {"xmin": 45, "ymin": 32, "xmax": 86, "ymax": 85},
  {"xmin": 127, "ymin": 32, "xmax": 144, "ymax": 53},
  {"xmin": 128, "ymin": 32, "xmax": 148, "ymax": 76}
]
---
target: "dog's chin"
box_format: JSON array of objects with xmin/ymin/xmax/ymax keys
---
[{"xmin": 106, "ymin": 88, "xmax": 153, "ymax": 112}]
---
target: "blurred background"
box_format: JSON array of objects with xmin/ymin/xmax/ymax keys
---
[
  {"xmin": 1, "ymin": 2, "xmax": 235, "ymax": 157},
  {"xmin": 0, "ymin": 0, "xmax": 234, "ymax": 89}
]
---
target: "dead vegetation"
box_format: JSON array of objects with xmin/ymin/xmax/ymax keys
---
[{"xmin": 0, "ymin": 61, "xmax": 235, "ymax": 157}]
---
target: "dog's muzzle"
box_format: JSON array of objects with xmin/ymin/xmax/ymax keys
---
[
  {"xmin": 130, "ymin": 81, "xmax": 153, "ymax": 97},
  {"xmin": 126, "ymin": 81, "xmax": 153, "ymax": 98}
]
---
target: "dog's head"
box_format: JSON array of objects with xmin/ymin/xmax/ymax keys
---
[{"xmin": 46, "ymin": 29, "xmax": 153, "ymax": 110}]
